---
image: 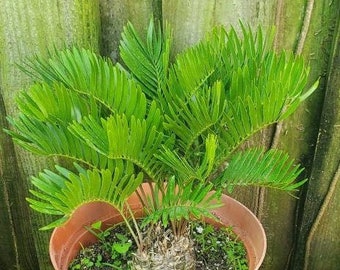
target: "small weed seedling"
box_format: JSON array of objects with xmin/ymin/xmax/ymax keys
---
[
  {"xmin": 192, "ymin": 222, "xmax": 248, "ymax": 269},
  {"xmin": 69, "ymin": 221, "xmax": 134, "ymax": 269}
]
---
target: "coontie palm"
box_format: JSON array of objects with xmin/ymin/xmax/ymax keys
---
[{"xmin": 7, "ymin": 19, "xmax": 318, "ymax": 269}]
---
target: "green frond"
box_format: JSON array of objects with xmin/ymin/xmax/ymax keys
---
[
  {"xmin": 215, "ymin": 148, "xmax": 306, "ymax": 193},
  {"xmin": 197, "ymin": 134, "xmax": 218, "ymax": 179},
  {"xmin": 27, "ymin": 164, "xmax": 143, "ymax": 230},
  {"xmin": 120, "ymin": 18, "xmax": 171, "ymax": 99},
  {"xmin": 141, "ymin": 177, "xmax": 222, "ymax": 228},
  {"xmin": 156, "ymin": 134, "xmax": 218, "ymax": 182},
  {"xmin": 166, "ymin": 42, "xmax": 217, "ymax": 100},
  {"xmin": 218, "ymin": 50, "xmax": 315, "ymax": 157},
  {"xmin": 217, "ymin": 24, "xmax": 275, "ymax": 75},
  {"xmin": 162, "ymin": 23, "xmax": 301, "ymax": 159},
  {"xmin": 7, "ymin": 115, "xmax": 115, "ymax": 170},
  {"xmin": 15, "ymin": 82, "xmax": 95, "ymax": 123},
  {"xmin": 164, "ymin": 81, "xmax": 226, "ymax": 154},
  {"xmin": 7, "ymin": 20, "xmax": 317, "ymax": 234},
  {"xmin": 155, "ymin": 146, "xmax": 200, "ymax": 183},
  {"xmin": 159, "ymin": 27, "xmax": 228, "ymax": 114},
  {"xmin": 24, "ymin": 47, "xmax": 147, "ymax": 119},
  {"xmin": 69, "ymin": 105, "xmax": 171, "ymax": 180}
]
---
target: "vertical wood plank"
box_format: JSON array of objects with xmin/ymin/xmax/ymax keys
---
[
  {"xmin": 244, "ymin": 0, "xmax": 339, "ymax": 268},
  {"xmin": 0, "ymin": 1, "xmax": 100, "ymax": 269},
  {"xmin": 0, "ymin": 97, "xmax": 26, "ymax": 269},
  {"xmin": 99, "ymin": 0, "xmax": 158, "ymax": 60},
  {"xmin": 291, "ymin": 4, "xmax": 340, "ymax": 268},
  {"xmin": 162, "ymin": 0, "xmax": 277, "ymax": 55},
  {"xmin": 266, "ymin": 1, "xmax": 339, "ymax": 269}
]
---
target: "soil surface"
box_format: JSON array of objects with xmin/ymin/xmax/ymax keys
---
[{"xmin": 69, "ymin": 222, "xmax": 248, "ymax": 270}]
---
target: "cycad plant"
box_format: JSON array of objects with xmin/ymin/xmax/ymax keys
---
[{"xmin": 7, "ymin": 19, "xmax": 317, "ymax": 269}]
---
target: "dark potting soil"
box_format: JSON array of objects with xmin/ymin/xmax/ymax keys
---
[{"xmin": 68, "ymin": 222, "xmax": 248, "ymax": 270}]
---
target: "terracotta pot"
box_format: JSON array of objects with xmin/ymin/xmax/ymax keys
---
[{"xmin": 49, "ymin": 184, "xmax": 266, "ymax": 270}]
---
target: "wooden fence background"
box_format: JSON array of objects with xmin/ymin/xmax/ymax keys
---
[{"xmin": 0, "ymin": 1, "xmax": 339, "ymax": 269}]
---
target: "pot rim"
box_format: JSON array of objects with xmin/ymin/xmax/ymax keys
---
[{"xmin": 49, "ymin": 185, "xmax": 266, "ymax": 270}]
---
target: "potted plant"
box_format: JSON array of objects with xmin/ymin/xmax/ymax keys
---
[{"xmin": 7, "ymin": 19, "xmax": 317, "ymax": 270}]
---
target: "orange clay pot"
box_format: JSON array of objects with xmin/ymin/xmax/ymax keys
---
[{"xmin": 49, "ymin": 184, "xmax": 266, "ymax": 270}]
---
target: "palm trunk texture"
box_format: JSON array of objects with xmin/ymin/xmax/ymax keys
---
[{"xmin": 0, "ymin": 0, "xmax": 339, "ymax": 269}]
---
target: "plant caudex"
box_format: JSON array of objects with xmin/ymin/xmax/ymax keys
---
[{"xmin": 7, "ymin": 19, "xmax": 317, "ymax": 267}]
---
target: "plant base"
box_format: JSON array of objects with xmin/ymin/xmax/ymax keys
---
[{"xmin": 50, "ymin": 186, "xmax": 266, "ymax": 270}]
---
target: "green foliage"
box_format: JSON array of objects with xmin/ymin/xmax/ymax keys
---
[
  {"xmin": 155, "ymin": 134, "xmax": 218, "ymax": 183},
  {"xmin": 27, "ymin": 163, "xmax": 142, "ymax": 230},
  {"xmin": 216, "ymin": 148, "xmax": 307, "ymax": 193},
  {"xmin": 7, "ymin": 18, "xmax": 317, "ymax": 242},
  {"xmin": 192, "ymin": 222, "xmax": 248, "ymax": 269},
  {"xmin": 88, "ymin": 221, "xmax": 133, "ymax": 256},
  {"xmin": 120, "ymin": 19, "xmax": 171, "ymax": 100},
  {"xmin": 69, "ymin": 221, "xmax": 134, "ymax": 270},
  {"xmin": 141, "ymin": 177, "xmax": 222, "ymax": 229}
]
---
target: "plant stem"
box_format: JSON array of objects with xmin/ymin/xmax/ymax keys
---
[{"xmin": 118, "ymin": 205, "xmax": 144, "ymax": 252}]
